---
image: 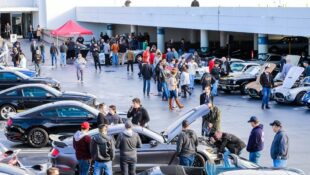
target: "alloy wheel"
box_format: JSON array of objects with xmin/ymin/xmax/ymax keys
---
[{"xmin": 0, "ymin": 105, "xmax": 16, "ymax": 120}]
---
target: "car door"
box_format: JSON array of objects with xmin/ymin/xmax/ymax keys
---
[
  {"xmin": 22, "ymin": 87, "xmax": 56, "ymax": 109},
  {"xmin": 0, "ymin": 72, "xmax": 22, "ymax": 90},
  {"xmin": 55, "ymin": 106, "xmax": 96, "ymax": 134},
  {"xmin": 38, "ymin": 108, "xmax": 59, "ymax": 134},
  {"xmin": 0, "ymin": 89, "xmax": 24, "ymax": 112}
]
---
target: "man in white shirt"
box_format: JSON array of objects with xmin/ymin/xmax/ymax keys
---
[
  {"xmin": 180, "ymin": 67, "xmax": 191, "ymax": 98},
  {"xmin": 103, "ymin": 41, "xmax": 111, "ymax": 65},
  {"xmin": 187, "ymin": 58, "xmax": 198, "ymax": 89}
]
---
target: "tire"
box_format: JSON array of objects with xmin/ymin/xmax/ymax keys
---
[
  {"xmin": 193, "ymin": 153, "xmax": 206, "ymax": 168},
  {"xmin": 295, "ymin": 91, "xmax": 306, "ymax": 106},
  {"xmin": 27, "ymin": 127, "xmax": 49, "ymax": 148},
  {"xmin": 0, "ymin": 104, "xmax": 17, "ymax": 120},
  {"xmin": 240, "ymin": 84, "xmax": 247, "ymax": 95}
]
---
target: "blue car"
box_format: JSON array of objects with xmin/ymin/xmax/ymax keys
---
[
  {"xmin": 302, "ymin": 91, "xmax": 310, "ymax": 108},
  {"xmin": 0, "ymin": 66, "xmax": 36, "ymax": 77}
]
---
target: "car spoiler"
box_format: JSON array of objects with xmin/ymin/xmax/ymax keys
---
[{"xmin": 49, "ymin": 134, "xmax": 72, "ymax": 148}]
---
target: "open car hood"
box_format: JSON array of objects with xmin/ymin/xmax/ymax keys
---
[
  {"xmin": 162, "ymin": 105, "xmax": 209, "ymax": 142},
  {"xmin": 286, "ymin": 55, "xmax": 301, "ymax": 66},
  {"xmin": 282, "ymin": 66, "xmax": 304, "ymax": 89}
]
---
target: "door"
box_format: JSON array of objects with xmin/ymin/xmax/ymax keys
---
[
  {"xmin": 22, "ymin": 87, "xmax": 56, "ymax": 109},
  {"xmin": 0, "ymin": 13, "xmax": 10, "ymax": 38},
  {"xmin": 11, "ymin": 13, "xmax": 22, "ymax": 36},
  {"xmin": 38, "ymin": 108, "xmax": 59, "ymax": 134},
  {"xmin": 56, "ymin": 106, "xmax": 96, "ymax": 134},
  {"xmin": 1, "ymin": 89, "xmax": 24, "ymax": 112},
  {"xmin": 0, "ymin": 72, "xmax": 22, "ymax": 90}
]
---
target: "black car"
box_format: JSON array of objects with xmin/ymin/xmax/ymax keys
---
[
  {"xmin": 0, "ymin": 70, "xmax": 60, "ymax": 91},
  {"xmin": 269, "ymin": 36, "xmax": 308, "ymax": 54},
  {"xmin": 0, "ymin": 84, "xmax": 97, "ymax": 120},
  {"xmin": 5, "ymin": 101, "xmax": 103, "ymax": 148}
]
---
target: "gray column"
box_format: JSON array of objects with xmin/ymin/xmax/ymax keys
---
[
  {"xmin": 253, "ymin": 34, "xmax": 258, "ymax": 51},
  {"xmin": 157, "ymin": 27, "xmax": 165, "ymax": 52},
  {"xmin": 200, "ymin": 30, "xmax": 209, "ymax": 53},
  {"xmin": 308, "ymin": 37, "xmax": 310, "ymax": 57},
  {"xmin": 220, "ymin": 31, "xmax": 227, "ymax": 47},
  {"xmin": 189, "ymin": 29, "xmax": 197, "ymax": 44},
  {"xmin": 107, "ymin": 24, "xmax": 114, "ymax": 38},
  {"xmin": 130, "ymin": 25, "xmax": 137, "ymax": 34},
  {"xmin": 258, "ymin": 34, "xmax": 268, "ymax": 59}
]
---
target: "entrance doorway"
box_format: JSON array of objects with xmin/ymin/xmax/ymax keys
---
[{"xmin": 0, "ymin": 13, "xmax": 11, "ymax": 38}]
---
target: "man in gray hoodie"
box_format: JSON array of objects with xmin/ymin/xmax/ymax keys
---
[
  {"xmin": 90, "ymin": 123, "xmax": 115, "ymax": 175},
  {"xmin": 176, "ymin": 120, "xmax": 198, "ymax": 166},
  {"xmin": 115, "ymin": 121, "xmax": 142, "ymax": 175}
]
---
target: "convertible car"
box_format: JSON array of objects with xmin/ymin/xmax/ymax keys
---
[{"xmin": 48, "ymin": 105, "xmax": 212, "ymax": 175}]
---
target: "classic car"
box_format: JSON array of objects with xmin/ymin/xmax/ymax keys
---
[
  {"xmin": 0, "ymin": 70, "xmax": 60, "ymax": 91},
  {"xmin": 48, "ymin": 105, "xmax": 212, "ymax": 175},
  {"xmin": 229, "ymin": 62, "xmax": 260, "ymax": 76},
  {"xmin": 302, "ymin": 91, "xmax": 310, "ymax": 108},
  {"xmin": 99, "ymin": 50, "xmax": 143, "ymax": 65},
  {"xmin": 0, "ymin": 65, "xmax": 36, "ymax": 77},
  {"xmin": 0, "ymin": 84, "xmax": 97, "ymax": 120},
  {"xmin": 218, "ymin": 65, "xmax": 261, "ymax": 94},
  {"xmin": 272, "ymin": 66, "xmax": 309, "ymax": 105}
]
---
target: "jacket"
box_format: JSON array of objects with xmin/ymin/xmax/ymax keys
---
[
  {"xmin": 50, "ymin": 45, "xmax": 59, "ymax": 55},
  {"xmin": 176, "ymin": 129, "xmax": 198, "ymax": 157},
  {"xmin": 97, "ymin": 112, "xmax": 107, "ymax": 126},
  {"xmin": 211, "ymin": 67, "xmax": 220, "ymax": 81},
  {"xmin": 73, "ymin": 131, "xmax": 92, "ymax": 160},
  {"xmin": 202, "ymin": 106, "xmax": 221, "ymax": 135},
  {"xmin": 90, "ymin": 133, "xmax": 115, "ymax": 162},
  {"xmin": 246, "ymin": 124, "xmax": 264, "ymax": 152},
  {"xmin": 141, "ymin": 63, "xmax": 153, "ymax": 80},
  {"xmin": 127, "ymin": 106, "xmax": 150, "ymax": 127},
  {"xmin": 59, "ymin": 44, "xmax": 68, "ymax": 53},
  {"xmin": 260, "ymin": 72, "xmax": 274, "ymax": 88},
  {"xmin": 215, "ymin": 133, "xmax": 246, "ymax": 154},
  {"xmin": 180, "ymin": 71, "xmax": 190, "ymax": 86},
  {"xmin": 115, "ymin": 130, "xmax": 142, "ymax": 159},
  {"xmin": 270, "ymin": 130, "xmax": 289, "ymax": 160},
  {"xmin": 105, "ymin": 113, "xmax": 123, "ymax": 125},
  {"xmin": 200, "ymin": 93, "xmax": 213, "ymax": 105}
]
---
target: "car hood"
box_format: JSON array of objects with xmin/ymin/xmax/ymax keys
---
[
  {"xmin": 162, "ymin": 105, "xmax": 210, "ymax": 142},
  {"xmin": 282, "ymin": 66, "xmax": 304, "ymax": 89},
  {"xmin": 61, "ymin": 91, "xmax": 96, "ymax": 99},
  {"xmin": 30, "ymin": 77, "xmax": 59, "ymax": 84},
  {"xmin": 222, "ymin": 73, "xmax": 256, "ymax": 81}
]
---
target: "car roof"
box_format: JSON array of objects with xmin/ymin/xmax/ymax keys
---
[
  {"xmin": 0, "ymin": 84, "xmax": 54, "ymax": 94},
  {"xmin": 0, "ymin": 163, "xmax": 35, "ymax": 175},
  {"xmin": 0, "ymin": 70, "xmax": 29, "ymax": 78}
]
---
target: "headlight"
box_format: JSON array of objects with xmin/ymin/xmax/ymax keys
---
[
  {"xmin": 233, "ymin": 80, "xmax": 236, "ymax": 84},
  {"xmin": 287, "ymin": 92, "xmax": 292, "ymax": 99}
]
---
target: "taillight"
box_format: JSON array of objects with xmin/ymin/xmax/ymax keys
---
[
  {"xmin": 51, "ymin": 148, "xmax": 60, "ymax": 157},
  {"xmin": 7, "ymin": 119, "xmax": 13, "ymax": 127}
]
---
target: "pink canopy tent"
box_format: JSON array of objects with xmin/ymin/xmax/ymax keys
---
[{"xmin": 51, "ymin": 20, "xmax": 93, "ymax": 37}]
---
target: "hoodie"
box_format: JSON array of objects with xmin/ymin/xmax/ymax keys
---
[
  {"xmin": 73, "ymin": 131, "xmax": 91, "ymax": 160},
  {"xmin": 90, "ymin": 133, "xmax": 115, "ymax": 162},
  {"xmin": 115, "ymin": 129, "xmax": 142, "ymax": 160},
  {"xmin": 176, "ymin": 129, "xmax": 198, "ymax": 157},
  {"xmin": 247, "ymin": 124, "xmax": 264, "ymax": 153}
]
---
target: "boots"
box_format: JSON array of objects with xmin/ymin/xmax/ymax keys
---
[
  {"xmin": 169, "ymin": 99, "xmax": 173, "ymax": 110},
  {"xmin": 175, "ymin": 99, "xmax": 184, "ymax": 109},
  {"xmin": 261, "ymin": 104, "xmax": 265, "ymax": 110}
]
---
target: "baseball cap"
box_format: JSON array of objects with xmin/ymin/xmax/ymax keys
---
[
  {"xmin": 248, "ymin": 116, "xmax": 258, "ymax": 123},
  {"xmin": 125, "ymin": 120, "xmax": 133, "ymax": 129},
  {"xmin": 270, "ymin": 120, "xmax": 282, "ymax": 127},
  {"xmin": 81, "ymin": 122, "xmax": 90, "ymax": 129}
]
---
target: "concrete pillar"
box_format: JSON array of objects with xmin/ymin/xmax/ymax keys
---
[
  {"xmin": 220, "ymin": 31, "xmax": 227, "ymax": 47},
  {"xmin": 189, "ymin": 29, "xmax": 197, "ymax": 44},
  {"xmin": 253, "ymin": 34, "xmax": 258, "ymax": 51},
  {"xmin": 130, "ymin": 25, "xmax": 137, "ymax": 34},
  {"xmin": 200, "ymin": 30, "xmax": 209, "ymax": 53},
  {"xmin": 107, "ymin": 24, "xmax": 114, "ymax": 38},
  {"xmin": 308, "ymin": 37, "xmax": 310, "ymax": 56},
  {"xmin": 258, "ymin": 34, "xmax": 268, "ymax": 59},
  {"xmin": 157, "ymin": 27, "xmax": 165, "ymax": 52}
]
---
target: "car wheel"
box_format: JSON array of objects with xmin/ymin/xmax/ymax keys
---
[
  {"xmin": 295, "ymin": 91, "xmax": 306, "ymax": 106},
  {"xmin": 193, "ymin": 153, "xmax": 206, "ymax": 168},
  {"xmin": 0, "ymin": 104, "xmax": 17, "ymax": 120},
  {"xmin": 240, "ymin": 84, "xmax": 247, "ymax": 95},
  {"xmin": 27, "ymin": 127, "xmax": 49, "ymax": 148}
]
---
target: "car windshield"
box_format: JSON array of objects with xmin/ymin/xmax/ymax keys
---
[
  {"xmin": 258, "ymin": 54, "xmax": 268, "ymax": 61},
  {"xmin": 230, "ymin": 63, "xmax": 245, "ymax": 72},
  {"xmin": 43, "ymin": 85, "xmax": 62, "ymax": 96},
  {"xmin": 244, "ymin": 66, "xmax": 260, "ymax": 76}
]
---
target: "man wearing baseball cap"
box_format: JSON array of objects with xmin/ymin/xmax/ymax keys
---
[
  {"xmin": 246, "ymin": 116, "xmax": 264, "ymax": 164},
  {"xmin": 270, "ymin": 120, "xmax": 289, "ymax": 168},
  {"xmin": 73, "ymin": 122, "xmax": 92, "ymax": 175}
]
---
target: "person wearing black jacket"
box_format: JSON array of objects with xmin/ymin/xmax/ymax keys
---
[
  {"xmin": 92, "ymin": 43, "xmax": 101, "ymax": 71},
  {"xmin": 200, "ymin": 86, "xmax": 213, "ymax": 105},
  {"xmin": 212, "ymin": 131, "xmax": 246, "ymax": 168},
  {"xmin": 97, "ymin": 103, "xmax": 108, "ymax": 126},
  {"xmin": 260, "ymin": 66, "xmax": 274, "ymax": 109},
  {"xmin": 90, "ymin": 123, "xmax": 115, "ymax": 175},
  {"xmin": 247, "ymin": 116, "xmax": 264, "ymax": 164},
  {"xmin": 210, "ymin": 62, "xmax": 220, "ymax": 96},
  {"xmin": 127, "ymin": 98, "xmax": 150, "ymax": 127},
  {"xmin": 141, "ymin": 62, "xmax": 153, "ymax": 96},
  {"xmin": 11, "ymin": 47, "xmax": 19, "ymax": 67}
]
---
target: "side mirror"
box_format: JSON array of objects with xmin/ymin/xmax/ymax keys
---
[
  {"xmin": 150, "ymin": 140, "xmax": 158, "ymax": 147},
  {"xmin": 46, "ymin": 93, "xmax": 52, "ymax": 98}
]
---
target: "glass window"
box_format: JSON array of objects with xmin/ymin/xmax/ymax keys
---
[
  {"xmin": 4, "ymin": 90, "xmax": 19, "ymax": 97},
  {"xmin": 40, "ymin": 109, "xmax": 58, "ymax": 118},
  {"xmin": 230, "ymin": 63, "xmax": 245, "ymax": 72},
  {"xmin": 23, "ymin": 87, "xmax": 52, "ymax": 97},
  {"xmin": 57, "ymin": 107, "xmax": 93, "ymax": 118},
  {"xmin": 0, "ymin": 72, "xmax": 19, "ymax": 81}
]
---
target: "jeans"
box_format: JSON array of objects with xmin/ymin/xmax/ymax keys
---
[
  {"xmin": 93, "ymin": 161, "xmax": 112, "ymax": 175},
  {"xmin": 112, "ymin": 53, "xmax": 118, "ymax": 65},
  {"xmin": 143, "ymin": 79, "xmax": 151, "ymax": 95},
  {"xmin": 127, "ymin": 60, "xmax": 134, "ymax": 72},
  {"xmin": 273, "ymin": 159, "xmax": 287, "ymax": 168},
  {"xmin": 211, "ymin": 80, "xmax": 219, "ymax": 96},
  {"xmin": 157, "ymin": 81, "xmax": 162, "ymax": 93},
  {"xmin": 169, "ymin": 90, "xmax": 177, "ymax": 99},
  {"xmin": 189, "ymin": 74, "xmax": 195, "ymax": 89},
  {"xmin": 78, "ymin": 159, "xmax": 90, "ymax": 175},
  {"xmin": 41, "ymin": 52, "xmax": 45, "ymax": 63},
  {"xmin": 162, "ymin": 82, "xmax": 170, "ymax": 100},
  {"xmin": 249, "ymin": 151, "xmax": 261, "ymax": 164},
  {"xmin": 179, "ymin": 154, "xmax": 195, "ymax": 166},
  {"xmin": 34, "ymin": 63, "xmax": 41, "ymax": 76},
  {"xmin": 51, "ymin": 53, "xmax": 57, "ymax": 66},
  {"xmin": 60, "ymin": 52, "xmax": 66, "ymax": 66},
  {"xmin": 77, "ymin": 68, "xmax": 83, "ymax": 81},
  {"xmin": 262, "ymin": 87, "xmax": 271, "ymax": 106},
  {"xmin": 94, "ymin": 56, "xmax": 101, "ymax": 71},
  {"xmin": 120, "ymin": 158, "xmax": 136, "ymax": 175}
]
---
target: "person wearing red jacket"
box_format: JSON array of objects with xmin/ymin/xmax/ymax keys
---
[
  {"xmin": 73, "ymin": 122, "xmax": 92, "ymax": 175},
  {"xmin": 208, "ymin": 57, "xmax": 215, "ymax": 73}
]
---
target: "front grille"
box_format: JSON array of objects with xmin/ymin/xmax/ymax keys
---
[{"xmin": 275, "ymin": 93, "xmax": 284, "ymax": 99}]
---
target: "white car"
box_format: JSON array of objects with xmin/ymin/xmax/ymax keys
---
[
  {"xmin": 229, "ymin": 62, "xmax": 260, "ymax": 76},
  {"xmin": 272, "ymin": 66, "xmax": 309, "ymax": 105},
  {"xmin": 219, "ymin": 169, "xmax": 305, "ymax": 175}
]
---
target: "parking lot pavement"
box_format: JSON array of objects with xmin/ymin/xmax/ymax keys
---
[{"xmin": 0, "ymin": 40, "xmax": 310, "ymax": 173}]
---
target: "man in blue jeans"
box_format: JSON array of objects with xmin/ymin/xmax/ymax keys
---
[
  {"xmin": 260, "ymin": 65, "xmax": 274, "ymax": 109},
  {"xmin": 246, "ymin": 116, "xmax": 264, "ymax": 164},
  {"xmin": 90, "ymin": 123, "xmax": 115, "ymax": 175},
  {"xmin": 50, "ymin": 42, "xmax": 59, "ymax": 67},
  {"xmin": 270, "ymin": 120, "xmax": 289, "ymax": 168},
  {"xmin": 177, "ymin": 120, "xmax": 198, "ymax": 166},
  {"xmin": 141, "ymin": 61, "xmax": 153, "ymax": 96}
]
